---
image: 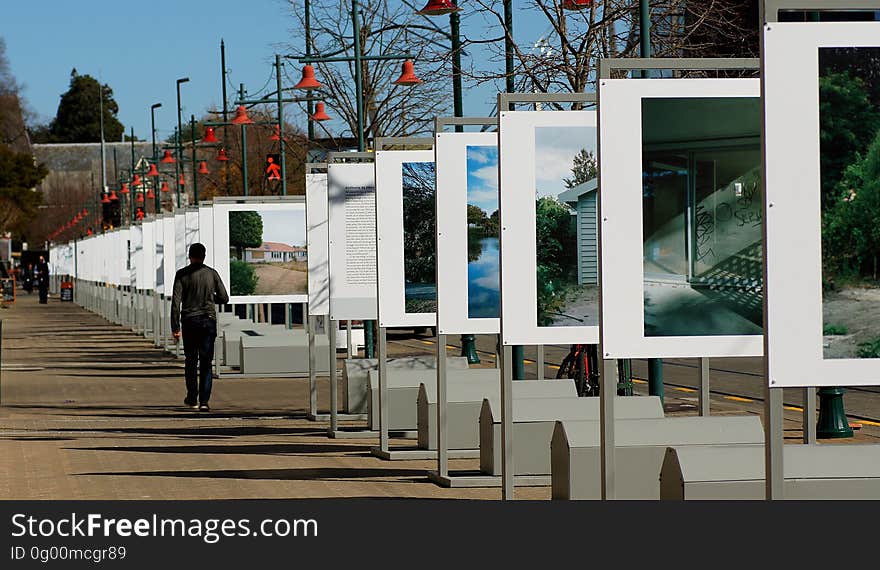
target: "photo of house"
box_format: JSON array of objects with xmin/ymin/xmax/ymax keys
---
[{"xmin": 227, "ymin": 209, "xmax": 308, "ymax": 297}]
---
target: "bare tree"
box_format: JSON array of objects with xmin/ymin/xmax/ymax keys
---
[{"xmin": 283, "ymin": 0, "xmax": 452, "ymax": 145}]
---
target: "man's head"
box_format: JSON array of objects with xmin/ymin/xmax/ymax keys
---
[
  {"xmin": 188, "ymin": 243, "xmax": 206, "ymax": 264},
  {"xmin": 38, "ymin": 256, "xmax": 44, "ymax": 263}
]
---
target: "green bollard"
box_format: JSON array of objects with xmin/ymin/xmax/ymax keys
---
[
  {"xmin": 460, "ymin": 334, "xmax": 480, "ymax": 364},
  {"xmin": 617, "ymin": 359, "xmax": 634, "ymax": 396},
  {"xmin": 648, "ymin": 358, "xmax": 664, "ymax": 404},
  {"xmin": 816, "ymin": 387, "xmax": 853, "ymax": 439},
  {"xmin": 512, "ymin": 345, "xmax": 525, "ymax": 380},
  {"xmin": 364, "ymin": 320, "xmax": 375, "ymax": 359}
]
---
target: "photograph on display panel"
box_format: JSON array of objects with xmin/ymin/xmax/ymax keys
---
[
  {"xmin": 227, "ymin": 209, "xmax": 307, "ymax": 297},
  {"xmin": 641, "ymin": 97, "xmax": 763, "ymax": 337},
  {"xmin": 534, "ymin": 126, "xmax": 598, "ymax": 328},
  {"xmin": 466, "ymin": 145, "xmax": 500, "ymax": 319},
  {"xmin": 402, "ymin": 161, "xmax": 436, "ymax": 314},
  {"xmin": 819, "ymin": 47, "xmax": 880, "ymax": 359},
  {"xmin": 306, "ymin": 172, "xmax": 330, "ymax": 314}
]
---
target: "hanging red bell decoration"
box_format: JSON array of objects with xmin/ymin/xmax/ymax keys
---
[
  {"xmin": 198, "ymin": 161, "xmax": 210, "ymax": 175},
  {"xmin": 147, "ymin": 162, "xmax": 160, "ymax": 176},
  {"xmin": 230, "ymin": 105, "xmax": 254, "ymax": 125},
  {"xmin": 135, "ymin": 209, "xmax": 144, "ymax": 221},
  {"xmin": 416, "ymin": 0, "xmax": 461, "ymax": 15},
  {"xmin": 561, "ymin": 0, "xmax": 592, "ymax": 9},
  {"xmin": 146, "ymin": 187, "xmax": 156, "ymax": 200},
  {"xmin": 132, "ymin": 174, "xmax": 143, "ymax": 187},
  {"xmin": 120, "ymin": 183, "xmax": 130, "ymax": 195},
  {"xmin": 178, "ymin": 174, "xmax": 185, "ymax": 186},
  {"xmin": 160, "ymin": 150, "xmax": 176, "ymax": 164},
  {"xmin": 293, "ymin": 65, "xmax": 323, "ymax": 90},
  {"xmin": 101, "ymin": 193, "xmax": 111, "ymax": 204},
  {"xmin": 160, "ymin": 181, "xmax": 170, "ymax": 193},
  {"xmin": 393, "ymin": 59, "xmax": 422, "ymax": 86},
  {"xmin": 109, "ymin": 189, "xmax": 118, "ymax": 201},
  {"xmin": 136, "ymin": 192, "xmax": 144, "ymax": 204},
  {"xmin": 216, "ymin": 148, "xmax": 230, "ymax": 162},
  {"xmin": 202, "ymin": 126, "xmax": 218, "ymax": 144},
  {"xmin": 310, "ymin": 102, "xmax": 331, "ymax": 122}
]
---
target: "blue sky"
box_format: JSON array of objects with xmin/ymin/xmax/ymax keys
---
[
  {"xmin": 534, "ymin": 126, "xmax": 596, "ymax": 199},
  {"xmin": 256, "ymin": 209, "xmax": 306, "ymax": 246},
  {"xmin": 466, "ymin": 145, "xmax": 497, "ymax": 215},
  {"xmin": 3, "ymin": 1, "xmax": 552, "ymax": 142}
]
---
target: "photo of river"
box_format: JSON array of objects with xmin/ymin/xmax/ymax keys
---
[
  {"xmin": 466, "ymin": 145, "xmax": 500, "ymax": 319},
  {"xmin": 402, "ymin": 161, "xmax": 437, "ymax": 313}
]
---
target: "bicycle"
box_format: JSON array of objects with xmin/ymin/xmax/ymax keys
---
[{"xmin": 556, "ymin": 343, "xmax": 600, "ymax": 397}]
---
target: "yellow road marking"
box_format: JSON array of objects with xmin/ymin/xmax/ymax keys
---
[
  {"xmin": 784, "ymin": 406, "xmax": 803, "ymax": 412},
  {"xmin": 856, "ymin": 419, "xmax": 880, "ymax": 427},
  {"xmin": 632, "ymin": 378, "xmax": 646, "ymax": 384},
  {"xmin": 725, "ymin": 395, "xmax": 754, "ymax": 403},
  {"xmin": 676, "ymin": 387, "xmax": 696, "ymax": 393}
]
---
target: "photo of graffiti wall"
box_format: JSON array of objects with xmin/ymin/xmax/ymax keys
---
[
  {"xmin": 227, "ymin": 209, "xmax": 307, "ymax": 297},
  {"xmin": 466, "ymin": 145, "xmax": 500, "ymax": 319},
  {"xmin": 819, "ymin": 47, "xmax": 880, "ymax": 359},
  {"xmin": 402, "ymin": 161, "xmax": 437, "ymax": 313},
  {"xmin": 641, "ymin": 97, "xmax": 763, "ymax": 337},
  {"xmin": 535, "ymin": 126, "xmax": 599, "ymax": 328}
]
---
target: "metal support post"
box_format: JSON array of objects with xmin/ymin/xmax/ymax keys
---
[
  {"xmin": 765, "ymin": 384, "xmax": 785, "ymax": 499},
  {"xmin": 500, "ymin": 344, "xmax": 515, "ymax": 500},
  {"xmin": 377, "ymin": 325, "xmax": 389, "ymax": 452},
  {"xmin": 436, "ymin": 333, "xmax": 448, "ymax": 478},
  {"xmin": 536, "ymin": 345, "xmax": 544, "ymax": 380},
  {"xmin": 600, "ymin": 356, "xmax": 616, "ymax": 499},
  {"xmin": 346, "ymin": 320, "xmax": 353, "ymax": 358},
  {"xmin": 698, "ymin": 357, "xmax": 710, "ymax": 416},
  {"xmin": 328, "ymin": 320, "xmax": 338, "ymax": 434},
  {"xmin": 803, "ymin": 387, "xmax": 817, "ymax": 443},
  {"xmin": 648, "ymin": 358, "xmax": 664, "ymax": 403},
  {"xmin": 308, "ymin": 315, "xmax": 318, "ymax": 418}
]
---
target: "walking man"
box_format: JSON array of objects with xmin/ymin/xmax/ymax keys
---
[
  {"xmin": 171, "ymin": 243, "xmax": 229, "ymax": 411},
  {"xmin": 36, "ymin": 256, "xmax": 49, "ymax": 304}
]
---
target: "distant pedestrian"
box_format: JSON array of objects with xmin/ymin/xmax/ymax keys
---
[
  {"xmin": 22, "ymin": 263, "xmax": 33, "ymax": 294},
  {"xmin": 170, "ymin": 243, "xmax": 229, "ymax": 412},
  {"xmin": 35, "ymin": 256, "xmax": 49, "ymax": 304}
]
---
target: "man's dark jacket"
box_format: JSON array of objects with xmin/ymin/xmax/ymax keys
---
[{"xmin": 170, "ymin": 262, "xmax": 229, "ymax": 333}]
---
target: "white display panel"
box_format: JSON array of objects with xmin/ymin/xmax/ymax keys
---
[
  {"xmin": 327, "ymin": 162, "xmax": 377, "ymax": 321},
  {"xmin": 155, "ymin": 220, "xmax": 165, "ymax": 294},
  {"xmin": 174, "ymin": 210, "xmax": 186, "ymax": 278},
  {"xmin": 376, "ymin": 149, "xmax": 436, "ymax": 328},
  {"xmin": 306, "ymin": 172, "xmax": 330, "ymax": 315},
  {"xmin": 599, "ymin": 78, "xmax": 763, "ymax": 359},
  {"xmin": 139, "ymin": 221, "xmax": 156, "ymax": 291},
  {"xmin": 115, "ymin": 229, "xmax": 130, "ymax": 286},
  {"xmin": 163, "ymin": 215, "xmax": 176, "ymax": 291},
  {"xmin": 764, "ymin": 22, "xmax": 880, "ymax": 387},
  {"xmin": 197, "ymin": 204, "xmax": 214, "ymax": 267},
  {"xmin": 436, "ymin": 132, "xmax": 500, "ymax": 335},
  {"xmin": 212, "ymin": 198, "xmax": 308, "ymax": 304},
  {"xmin": 185, "ymin": 207, "xmax": 199, "ymax": 253},
  {"xmin": 499, "ymin": 110, "xmax": 600, "ymax": 346},
  {"xmin": 129, "ymin": 225, "xmax": 142, "ymax": 288}
]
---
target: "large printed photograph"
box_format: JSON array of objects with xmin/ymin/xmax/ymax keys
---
[
  {"xmin": 820, "ymin": 47, "xmax": 880, "ymax": 359},
  {"xmin": 641, "ymin": 97, "xmax": 763, "ymax": 337},
  {"xmin": 466, "ymin": 145, "xmax": 500, "ymax": 319},
  {"xmin": 402, "ymin": 161, "xmax": 437, "ymax": 313},
  {"xmin": 535, "ymin": 126, "xmax": 599, "ymax": 328},
  {"xmin": 227, "ymin": 209, "xmax": 308, "ymax": 297}
]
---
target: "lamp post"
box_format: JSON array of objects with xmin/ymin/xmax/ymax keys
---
[
  {"xmin": 150, "ymin": 103, "xmax": 163, "ymax": 214},
  {"xmin": 176, "ymin": 77, "xmax": 190, "ymax": 208}
]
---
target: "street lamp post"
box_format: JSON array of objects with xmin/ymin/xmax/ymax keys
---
[
  {"xmin": 176, "ymin": 77, "xmax": 190, "ymax": 208},
  {"xmin": 151, "ymin": 103, "xmax": 163, "ymax": 214}
]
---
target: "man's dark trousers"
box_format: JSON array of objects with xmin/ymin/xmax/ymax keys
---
[{"xmin": 182, "ymin": 314, "xmax": 217, "ymax": 404}]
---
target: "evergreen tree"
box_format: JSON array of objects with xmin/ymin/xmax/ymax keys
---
[{"xmin": 44, "ymin": 70, "xmax": 125, "ymax": 143}]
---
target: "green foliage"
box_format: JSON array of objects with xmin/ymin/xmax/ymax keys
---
[
  {"xmin": 857, "ymin": 337, "xmax": 880, "ymax": 358},
  {"xmin": 819, "ymin": 71, "xmax": 880, "ymax": 211},
  {"xmin": 563, "ymin": 149, "xmax": 598, "ymax": 189},
  {"xmin": 402, "ymin": 162, "xmax": 436, "ymax": 284},
  {"xmin": 535, "ymin": 196, "xmax": 578, "ymax": 325},
  {"xmin": 228, "ymin": 211, "xmax": 263, "ymax": 255},
  {"xmin": 823, "ymin": 324, "xmax": 848, "ymax": 336},
  {"xmin": 0, "ymin": 145, "xmax": 47, "ymax": 235},
  {"xmin": 38, "ymin": 70, "xmax": 125, "ymax": 143},
  {"xmin": 823, "ymin": 128, "xmax": 880, "ymax": 279},
  {"xmin": 467, "ymin": 204, "xmax": 487, "ymax": 226},
  {"xmin": 229, "ymin": 260, "xmax": 257, "ymax": 296}
]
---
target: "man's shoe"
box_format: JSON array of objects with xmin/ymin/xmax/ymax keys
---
[
  {"xmin": 184, "ymin": 397, "xmax": 198, "ymax": 409},
  {"xmin": 198, "ymin": 403, "xmax": 210, "ymax": 412}
]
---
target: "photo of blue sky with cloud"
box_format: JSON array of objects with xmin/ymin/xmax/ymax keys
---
[
  {"xmin": 467, "ymin": 146, "xmax": 499, "ymax": 215},
  {"xmin": 535, "ymin": 126, "xmax": 597, "ymax": 198}
]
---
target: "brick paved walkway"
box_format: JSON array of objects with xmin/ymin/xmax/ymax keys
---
[{"xmin": 1, "ymin": 294, "xmax": 877, "ymax": 500}]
